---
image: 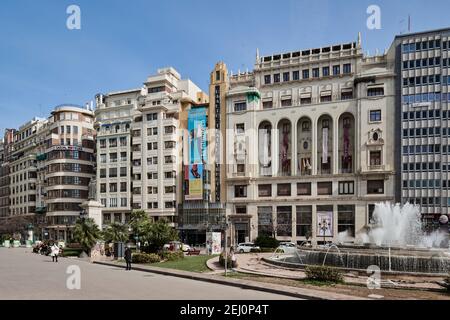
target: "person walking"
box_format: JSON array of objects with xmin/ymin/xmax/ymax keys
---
[
  {"xmin": 50, "ymin": 243, "xmax": 59, "ymax": 262},
  {"xmin": 124, "ymin": 246, "xmax": 132, "ymax": 271}
]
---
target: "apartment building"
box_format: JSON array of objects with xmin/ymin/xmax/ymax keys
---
[
  {"xmin": 95, "ymin": 89, "xmax": 140, "ymax": 227},
  {"xmin": 224, "ymin": 37, "xmax": 396, "ymax": 245},
  {"xmin": 0, "ymin": 129, "xmax": 15, "ymax": 223},
  {"xmin": 43, "ymin": 105, "xmax": 96, "ymax": 240},
  {"xmin": 389, "ymin": 28, "xmax": 450, "ymax": 226}
]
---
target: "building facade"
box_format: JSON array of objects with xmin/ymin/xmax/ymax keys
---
[
  {"xmin": 43, "ymin": 105, "xmax": 96, "ymax": 240},
  {"xmin": 389, "ymin": 28, "xmax": 450, "ymax": 226},
  {"xmin": 95, "ymin": 89, "xmax": 140, "ymax": 227},
  {"xmin": 224, "ymin": 37, "xmax": 396, "ymax": 245}
]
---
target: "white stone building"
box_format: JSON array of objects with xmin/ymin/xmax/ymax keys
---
[{"xmin": 224, "ymin": 38, "xmax": 396, "ymax": 245}]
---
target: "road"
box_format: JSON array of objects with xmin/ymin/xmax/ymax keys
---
[{"xmin": 0, "ymin": 248, "xmax": 299, "ymax": 300}]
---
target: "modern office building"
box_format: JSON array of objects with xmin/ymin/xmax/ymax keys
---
[
  {"xmin": 95, "ymin": 89, "xmax": 140, "ymax": 227},
  {"xmin": 224, "ymin": 36, "xmax": 396, "ymax": 245},
  {"xmin": 388, "ymin": 28, "xmax": 450, "ymax": 226}
]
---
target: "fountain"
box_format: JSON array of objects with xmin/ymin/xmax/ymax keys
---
[{"xmin": 265, "ymin": 202, "xmax": 450, "ymax": 275}]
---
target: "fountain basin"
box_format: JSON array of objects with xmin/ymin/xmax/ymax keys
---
[{"xmin": 265, "ymin": 246, "xmax": 450, "ymax": 276}]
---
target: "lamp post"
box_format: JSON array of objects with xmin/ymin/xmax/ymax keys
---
[{"xmin": 318, "ymin": 219, "xmax": 330, "ymax": 245}]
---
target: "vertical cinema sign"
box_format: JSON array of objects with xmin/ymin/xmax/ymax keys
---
[{"xmin": 214, "ymin": 86, "xmax": 221, "ymax": 202}]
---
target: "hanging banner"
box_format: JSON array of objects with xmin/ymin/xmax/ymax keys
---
[
  {"xmin": 188, "ymin": 108, "xmax": 207, "ymax": 165},
  {"xmin": 322, "ymin": 127, "xmax": 328, "ymax": 164},
  {"xmin": 258, "ymin": 128, "xmax": 271, "ymax": 167},
  {"xmin": 186, "ymin": 164, "xmax": 203, "ymax": 200},
  {"xmin": 317, "ymin": 211, "xmax": 333, "ymax": 237},
  {"xmin": 343, "ymin": 124, "xmax": 350, "ymax": 164}
]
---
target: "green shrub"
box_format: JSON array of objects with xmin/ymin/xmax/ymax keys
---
[
  {"xmin": 250, "ymin": 247, "xmax": 261, "ymax": 253},
  {"xmin": 61, "ymin": 249, "xmax": 83, "ymax": 257},
  {"xmin": 160, "ymin": 250, "xmax": 184, "ymax": 261},
  {"xmin": 304, "ymin": 265, "xmax": 343, "ymax": 283},
  {"xmin": 132, "ymin": 253, "xmax": 161, "ymax": 264},
  {"xmin": 254, "ymin": 236, "xmax": 279, "ymax": 249}
]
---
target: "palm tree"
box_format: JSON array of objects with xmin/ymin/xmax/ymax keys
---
[
  {"xmin": 73, "ymin": 218, "xmax": 102, "ymax": 256},
  {"xmin": 142, "ymin": 219, "xmax": 178, "ymax": 252},
  {"xmin": 102, "ymin": 222, "xmax": 129, "ymax": 243}
]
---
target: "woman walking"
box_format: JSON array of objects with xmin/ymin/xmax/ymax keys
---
[{"xmin": 50, "ymin": 243, "xmax": 60, "ymax": 262}]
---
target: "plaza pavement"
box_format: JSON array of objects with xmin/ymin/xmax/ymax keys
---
[{"xmin": 0, "ymin": 248, "xmax": 298, "ymax": 300}]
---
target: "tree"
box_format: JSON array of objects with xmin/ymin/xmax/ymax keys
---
[
  {"xmin": 141, "ymin": 219, "xmax": 178, "ymax": 253},
  {"xmin": 73, "ymin": 218, "xmax": 102, "ymax": 255},
  {"xmin": 102, "ymin": 222, "xmax": 129, "ymax": 243},
  {"xmin": 129, "ymin": 210, "xmax": 150, "ymax": 239}
]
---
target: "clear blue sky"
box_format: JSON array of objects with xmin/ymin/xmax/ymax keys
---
[{"xmin": 1, "ymin": 0, "xmax": 450, "ymax": 132}]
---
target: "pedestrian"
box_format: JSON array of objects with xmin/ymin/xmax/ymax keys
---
[
  {"xmin": 124, "ymin": 245, "xmax": 132, "ymax": 271},
  {"xmin": 50, "ymin": 243, "xmax": 59, "ymax": 262}
]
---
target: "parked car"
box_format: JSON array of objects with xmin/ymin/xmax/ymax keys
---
[
  {"xmin": 277, "ymin": 242, "xmax": 297, "ymax": 254},
  {"xmin": 236, "ymin": 242, "xmax": 261, "ymax": 253},
  {"xmin": 163, "ymin": 241, "xmax": 191, "ymax": 252}
]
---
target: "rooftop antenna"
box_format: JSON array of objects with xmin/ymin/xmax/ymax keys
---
[{"xmin": 408, "ymin": 14, "xmax": 411, "ymax": 33}]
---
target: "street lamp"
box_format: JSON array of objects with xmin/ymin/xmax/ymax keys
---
[{"xmin": 318, "ymin": 219, "xmax": 330, "ymax": 245}]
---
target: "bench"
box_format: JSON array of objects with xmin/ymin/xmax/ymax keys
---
[{"xmin": 187, "ymin": 249, "xmax": 201, "ymax": 256}]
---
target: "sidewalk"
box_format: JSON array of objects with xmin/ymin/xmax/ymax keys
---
[{"xmin": 94, "ymin": 260, "xmax": 368, "ymax": 300}]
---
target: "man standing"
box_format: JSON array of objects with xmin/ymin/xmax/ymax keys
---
[
  {"xmin": 124, "ymin": 246, "xmax": 132, "ymax": 271},
  {"xmin": 50, "ymin": 243, "xmax": 59, "ymax": 262}
]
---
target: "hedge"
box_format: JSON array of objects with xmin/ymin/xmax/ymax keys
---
[
  {"xmin": 160, "ymin": 250, "xmax": 184, "ymax": 261},
  {"xmin": 304, "ymin": 265, "xmax": 344, "ymax": 283},
  {"xmin": 254, "ymin": 236, "xmax": 279, "ymax": 249},
  {"xmin": 132, "ymin": 253, "xmax": 161, "ymax": 264},
  {"xmin": 61, "ymin": 249, "xmax": 83, "ymax": 257}
]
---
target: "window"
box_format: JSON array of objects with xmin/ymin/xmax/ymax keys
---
[
  {"xmin": 234, "ymin": 102, "xmax": 247, "ymax": 112},
  {"xmin": 100, "ymin": 154, "xmax": 106, "ymax": 163},
  {"xmin": 368, "ymin": 87, "xmax": 384, "ymax": 97},
  {"xmin": 339, "ymin": 181, "xmax": 354, "ymax": 195},
  {"xmin": 283, "ymin": 72, "xmax": 290, "ymax": 82},
  {"xmin": 120, "ymin": 182, "xmax": 127, "ymax": 192},
  {"xmin": 370, "ymin": 151, "xmax": 382, "ymax": 166},
  {"xmin": 300, "ymin": 97, "xmax": 312, "ymax": 105},
  {"xmin": 109, "ymin": 183, "xmax": 117, "ymax": 193},
  {"xmin": 302, "ymin": 69, "xmax": 309, "ymax": 79},
  {"xmin": 312, "ymin": 68, "xmax": 319, "ymax": 78},
  {"xmin": 258, "ymin": 207, "xmax": 273, "ymax": 237},
  {"xmin": 262, "ymin": 100, "xmax": 273, "ymax": 109},
  {"xmin": 343, "ymin": 64, "xmax": 351, "ymax": 74},
  {"xmin": 292, "ymin": 71, "xmax": 300, "ymax": 80},
  {"xmin": 277, "ymin": 206, "xmax": 292, "ymax": 237},
  {"xmin": 273, "ymin": 74, "xmax": 280, "ymax": 83},
  {"xmin": 258, "ymin": 184, "xmax": 272, "ymax": 197},
  {"xmin": 235, "ymin": 206, "xmax": 247, "ymax": 214},
  {"xmin": 277, "ymin": 183, "xmax": 291, "ymax": 196},
  {"xmin": 338, "ymin": 205, "xmax": 355, "ymax": 237},
  {"xmin": 99, "ymin": 139, "xmax": 106, "ymax": 148},
  {"xmin": 281, "ymin": 98, "xmax": 292, "ymax": 107},
  {"xmin": 333, "ymin": 65, "xmax": 340, "ymax": 75},
  {"xmin": 146, "ymin": 113, "xmax": 157, "ymax": 121},
  {"xmin": 236, "ymin": 123, "xmax": 245, "ymax": 134},
  {"xmin": 341, "ymin": 90, "xmax": 353, "ymax": 100},
  {"xmin": 120, "ymin": 152, "xmax": 127, "ymax": 162},
  {"xmin": 370, "ymin": 110, "xmax": 382, "ymax": 122},
  {"xmin": 120, "ymin": 137, "xmax": 127, "ymax": 146},
  {"xmin": 317, "ymin": 182, "xmax": 332, "ymax": 195},
  {"xmin": 109, "ymin": 198, "xmax": 117, "ymax": 208},
  {"xmin": 320, "ymin": 95, "xmax": 332, "ymax": 103},
  {"xmin": 234, "ymin": 185, "xmax": 247, "ymax": 198},
  {"xmin": 264, "ymin": 75, "xmax": 271, "ymax": 84},
  {"xmin": 297, "ymin": 183, "xmax": 311, "ymax": 196},
  {"xmin": 120, "ymin": 167, "xmax": 127, "ymax": 177},
  {"xmin": 164, "ymin": 141, "xmax": 176, "ymax": 149},
  {"xmin": 100, "ymin": 184, "xmax": 106, "ymax": 193},
  {"xmin": 121, "ymin": 198, "xmax": 127, "ymax": 207},
  {"xmin": 109, "ymin": 168, "xmax": 117, "ymax": 178},
  {"xmin": 109, "ymin": 138, "xmax": 117, "ymax": 148},
  {"xmin": 216, "ymin": 70, "xmax": 221, "ymax": 81},
  {"xmin": 322, "ymin": 66, "xmax": 330, "ymax": 77},
  {"xmin": 296, "ymin": 206, "xmax": 312, "ymax": 237},
  {"xmin": 367, "ymin": 180, "xmax": 384, "ymax": 194}
]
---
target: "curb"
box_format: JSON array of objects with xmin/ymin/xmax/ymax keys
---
[{"xmin": 93, "ymin": 261, "xmax": 367, "ymax": 300}]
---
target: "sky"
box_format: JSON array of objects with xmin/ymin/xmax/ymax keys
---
[{"xmin": 1, "ymin": 0, "xmax": 450, "ymax": 133}]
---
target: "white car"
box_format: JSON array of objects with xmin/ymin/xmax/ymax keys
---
[
  {"xmin": 277, "ymin": 242, "xmax": 297, "ymax": 254},
  {"xmin": 236, "ymin": 243, "xmax": 261, "ymax": 253},
  {"xmin": 163, "ymin": 241, "xmax": 191, "ymax": 252}
]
